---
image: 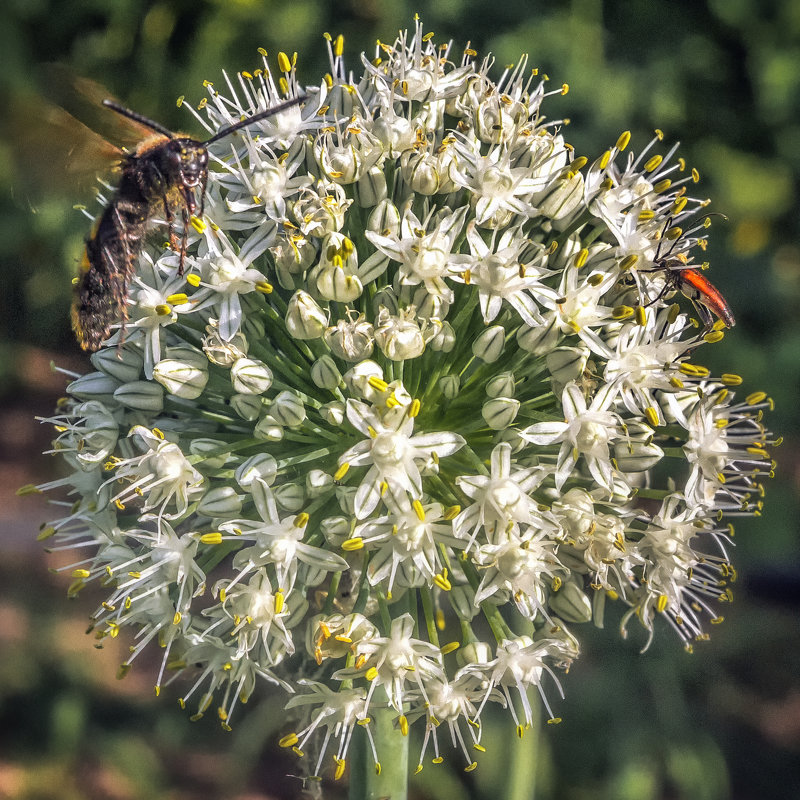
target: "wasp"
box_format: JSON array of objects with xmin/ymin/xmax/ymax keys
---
[{"xmin": 71, "ymin": 94, "xmax": 305, "ymax": 351}]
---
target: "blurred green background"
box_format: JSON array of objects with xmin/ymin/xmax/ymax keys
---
[{"xmin": 0, "ymin": 1, "xmax": 798, "ymax": 798}]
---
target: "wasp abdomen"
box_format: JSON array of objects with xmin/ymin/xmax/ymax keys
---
[{"xmin": 72, "ymin": 170, "xmax": 151, "ymax": 350}]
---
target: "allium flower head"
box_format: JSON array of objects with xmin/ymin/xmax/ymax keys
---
[{"xmin": 33, "ymin": 18, "xmax": 776, "ymax": 783}]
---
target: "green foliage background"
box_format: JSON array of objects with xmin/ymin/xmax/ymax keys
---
[{"xmin": 0, "ymin": 1, "xmax": 797, "ymax": 798}]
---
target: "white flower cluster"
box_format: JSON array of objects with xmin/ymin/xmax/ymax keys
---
[{"xmin": 34, "ymin": 20, "xmax": 775, "ymax": 778}]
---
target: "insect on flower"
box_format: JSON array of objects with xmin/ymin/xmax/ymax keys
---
[
  {"xmin": 71, "ymin": 94, "xmax": 305, "ymax": 351},
  {"xmin": 654, "ymin": 254, "xmax": 736, "ymax": 329}
]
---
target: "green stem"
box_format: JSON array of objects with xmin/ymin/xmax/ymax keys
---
[
  {"xmin": 349, "ymin": 694, "xmax": 409, "ymax": 800},
  {"xmin": 505, "ymin": 693, "xmax": 540, "ymax": 800}
]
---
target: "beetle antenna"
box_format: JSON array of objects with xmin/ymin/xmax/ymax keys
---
[
  {"xmin": 203, "ymin": 95, "xmax": 306, "ymax": 145},
  {"xmin": 102, "ymin": 99, "xmax": 176, "ymax": 138}
]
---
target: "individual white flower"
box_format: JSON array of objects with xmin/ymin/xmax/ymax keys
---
[
  {"xmin": 339, "ymin": 398, "xmax": 465, "ymax": 518},
  {"xmin": 520, "ymin": 382, "xmax": 626, "ymax": 493}
]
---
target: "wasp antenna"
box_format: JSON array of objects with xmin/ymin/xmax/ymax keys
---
[
  {"xmin": 102, "ymin": 99, "xmax": 176, "ymax": 138},
  {"xmin": 203, "ymin": 94, "xmax": 307, "ymax": 145}
]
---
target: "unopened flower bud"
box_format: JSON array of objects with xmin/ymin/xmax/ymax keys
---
[
  {"xmin": 231, "ymin": 358, "xmax": 273, "ymax": 395},
  {"xmin": 547, "ymin": 347, "xmax": 588, "ymax": 395},
  {"xmin": 113, "ymin": 381, "xmax": 164, "ymax": 412},
  {"xmin": 456, "ymin": 641, "xmax": 493, "ymax": 668},
  {"xmin": 428, "ymin": 320, "xmax": 455, "ymax": 352},
  {"xmin": 367, "ymin": 199, "xmax": 401, "ymax": 237},
  {"xmin": 356, "ymin": 166, "xmax": 388, "ymax": 207},
  {"xmin": 311, "ymin": 355, "xmax": 342, "ymax": 390},
  {"xmin": 614, "ymin": 438, "xmax": 664, "ymax": 472},
  {"xmin": 472, "ymin": 325, "xmax": 506, "ymax": 363},
  {"xmin": 270, "ymin": 391, "xmax": 306, "ymax": 428},
  {"xmin": 400, "ymin": 151, "xmax": 440, "ymax": 195},
  {"xmin": 189, "ymin": 438, "xmax": 231, "ymax": 470},
  {"xmin": 286, "ymin": 290, "xmax": 328, "ymax": 340},
  {"xmin": 254, "ymin": 414, "xmax": 284, "ymax": 441},
  {"xmin": 320, "ymin": 401, "xmax": 345, "ymax": 426},
  {"xmin": 439, "ymin": 375, "xmax": 460, "ymax": 400},
  {"xmin": 517, "ymin": 322, "xmax": 559, "ymax": 355},
  {"xmin": 235, "ymin": 453, "xmax": 278, "ymax": 489},
  {"xmin": 197, "ymin": 486, "xmax": 244, "ymax": 517},
  {"xmin": 314, "ymin": 263, "xmax": 363, "ymax": 302},
  {"xmin": 153, "ymin": 359, "xmax": 209, "ymax": 399},
  {"xmin": 320, "ymin": 516, "xmax": 350, "ymax": 546},
  {"xmin": 481, "ymin": 397, "xmax": 520, "ymax": 430},
  {"xmin": 449, "ymin": 585, "xmax": 478, "ymax": 620},
  {"xmin": 91, "ymin": 347, "xmax": 143, "ymax": 383},
  {"xmin": 486, "ymin": 371, "xmax": 515, "ymax": 398},
  {"xmin": 164, "ymin": 345, "xmax": 208, "ymax": 370},
  {"xmin": 68, "ymin": 372, "xmax": 120, "ymax": 403},
  {"xmin": 230, "ymin": 393, "xmax": 263, "ymax": 421},
  {"xmin": 306, "ymin": 469, "xmax": 334, "ymax": 497},
  {"xmin": 539, "ymin": 172, "xmax": 585, "ymax": 221},
  {"xmin": 273, "ymin": 482, "xmax": 304, "ymax": 511},
  {"xmin": 548, "ymin": 578, "xmax": 593, "ymax": 624}
]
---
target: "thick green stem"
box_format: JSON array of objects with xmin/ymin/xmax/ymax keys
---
[
  {"xmin": 506, "ymin": 693, "xmax": 540, "ymax": 800},
  {"xmin": 349, "ymin": 699, "xmax": 409, "ymax": 800}
]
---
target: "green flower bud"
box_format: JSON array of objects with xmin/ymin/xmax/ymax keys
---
[
  {"xmin": 517, "ymin": 321, "xmax": 559, "ymax": 355},
  {"xmin": 189, "ymin": 438, "xmax": 231, "ymax": 470},
  {"xmin": 356, "ymin": 166, "xmax": 387, "ymax": 207},
  {"xmin": 113, "ymin": 381, "xmax": 164, "ymax": 412},
  {"xmin": 456, "ymin": 641, "xmax": 493, "ymax": 668},
  {"xmin": 439, "ymin": 374, "xmax": 460, "ymax": 400},
  {"xmin": 197, "ymin": 486, "xmax": 244, "ymax": 517},
  {"xmin": 428, "ymin": 320, "xmax": 455, "ymax": 352},
  {"xmin": 306, "ymin": 469, "xmax": 334, "ymax": 498},
  {"xmin": 320, "ymin": 401, "xmax": 345, "ymax": 426},
  {"xmin": 481, "ymin": 397, "xmax": 520, "ymax": 430},
  {"xmin": 285, "ymin": 290, "xmax": 328, "ymax": 340},
  {"xmin": 614, "ymin": 438, "xmax": 664, "ymax": 472},
  {"xmin": 235, "ymin": 453, "xmax": 277, "ymax": 489},
  {"xmin": 449, "ymin": 585, "xmax": 478, "ymax": 620},
  {"xmin": 472, "ymin": 325, "xmax": 506, "ymax": 363},
  {"xmin": 153, "ymin": 359, "xmax": 209, "ymax": 399},
  {"xmin": 68, "ymin": 372, "xmax": 120, "ymax": 403},
  {"xmin": 254, "ymin": 415, "xmax": 284, "ymax": 441},
  {"xmin": 230, "ymin": 393, "xmax": 263, "ymax": 421},
  {"xmin": 311, "ymin": 355, "xmax": 342, "ymax": 390},
  {"xmin": 548, "ymin": 578, "xmax": 593, "ymax": 624},
  {"xmin": 91, "ymin": 347, "xmax": 143, "ymax": 383},
  {"xmin": 367, "ymin": 198, "xmax": 401, "ymax": 237},
  {"xmin": 163, "ymin": 345, "xmax": 208, "ymax": 370},
  {"xmin": 273, "ymin": 482, "xmax": 304, "ymax": 511},
  {"xmin": 231, "ymin": 358, "xmax": 273, "ymax": 395},
  {"xmin": 270, "ymin": 391, "xmax": 306, "ymax": 428},
  {"xmin": 539, "ymin": 172, "xmax": 585, "ymax": 221},
  {"xmin": 547, "ymin": 347, "xmax": 588, "ymax": 395},
  {"xmin": 486, "ymin": 371, "xmax": 515, "ymax": 398},
  {"xmin": 400, "ymin": 151, "xmax": 440, "ymax": 195}
]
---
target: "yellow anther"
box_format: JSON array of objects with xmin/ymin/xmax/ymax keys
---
[
  {"xmin": 635, "ymin": 305, "xmax": 647, "ymax": 326},
  {"xmin": 255, "ymin": 280, "xmax": 273, "ymax": 294},
  {"xmin": 367, "ymin": 375, "xmax": 389, "ymax": 392},
  {"xmin": 433, "ymin": 571, "xmax": 452, "ymax": 592},
  {"xmin": 692, "ymin": 168, "xmax": 700, "ymax": 182},
  {"xmin": 409, "ymin": 399, "xmax": 421, "ymax": 417},
  {"xmin": 185, "ymin": 273, "xmax": 201, "ymax": 288},
  {"xmin": 644, "ymin": 154, "xmax": 663, "ymax": 173},
  {"xmin": 612, "ymin": 305, "xmax": 634, "ymax": 320},
  {"xmin": 746, "ymin": 391, "xmax": 767, "ymax": 405},
  {"xmin": 656, "ymin": 594, "xmax": 669, "ymax": 613},
  {"xmin": 334, "ymin": 34, "xmax": 344, "ymax": 57},
  {"xmin": 154, "ymin": 303, "xmax": 172, "ymax": 316},
  {"xmin": 342, "ymin": 537, "xmax": 364, "ymax": 551},
  {"xmin": 365, "ymin": 666, "xmax": 379, "ymax": 681},
  {"xmin": 334, "ymin": 462, "xmax": 350, "ymax": 481},
  {"xmin": 173, "ymin": 611, "xmax": 182, "ymax": 625},
  {"xmin": 166, "ymin": 293, "xmax": 188, "ymax": 305},
  {"xmin": 200, "ymin": 532, "xmax": 223, "ymax": 545},
  {"xmin": 574, "ymin": 248, "xmax": 589, "ymax": 268},
  {"xmin": 277, "ymin": 52, "xmax": 292, "ymax": 73},
  {"xmin": 440, "ymin": 641, "xmax": 460, "ymax": 655},
  {"xmin": 190, "ymin": 215, "xmax": 206, "ymax": 234},
  {"xmin": 16, "ymin": 484, "xmax": 42, "ymax": 496},
  {"xmin": 274, "ymin": 590, "xmax": 285, "ymax": 614},
  {"xmin": 412, "ymin": 499, "xmax": 425, "ymax": 521},
  {"xmin": 616, "ymin": 130, "xmax": 631, "ymax": 151},
  {"xmin": 654, "ymin": 179, "xmax": 672, "ymax": 193},
  {"xmin": 619, "ymin": 253, "xmax": 639, "ymax": 271},
  {"xmin": 465, "ymin": 762, "xmax": 478, "ymax": 772},
  {"xmin": 561, "ymin": 83, "xmax": 569, "ymax": 95},
  {"xmin": 645, "ymin": 407, "xmax": 660, "ymax": 427},
  {"xmin": 399, "ymin": 714, "xmax": 409, "ymax": 736},
  {"xmin": 294, "ymin": 512, "xmax": 309, "ymax": 528}
]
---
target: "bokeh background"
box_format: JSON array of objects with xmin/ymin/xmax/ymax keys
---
[{"xmin": 0, "ymin": 1, "xmax": 798, "ymax": 798}]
